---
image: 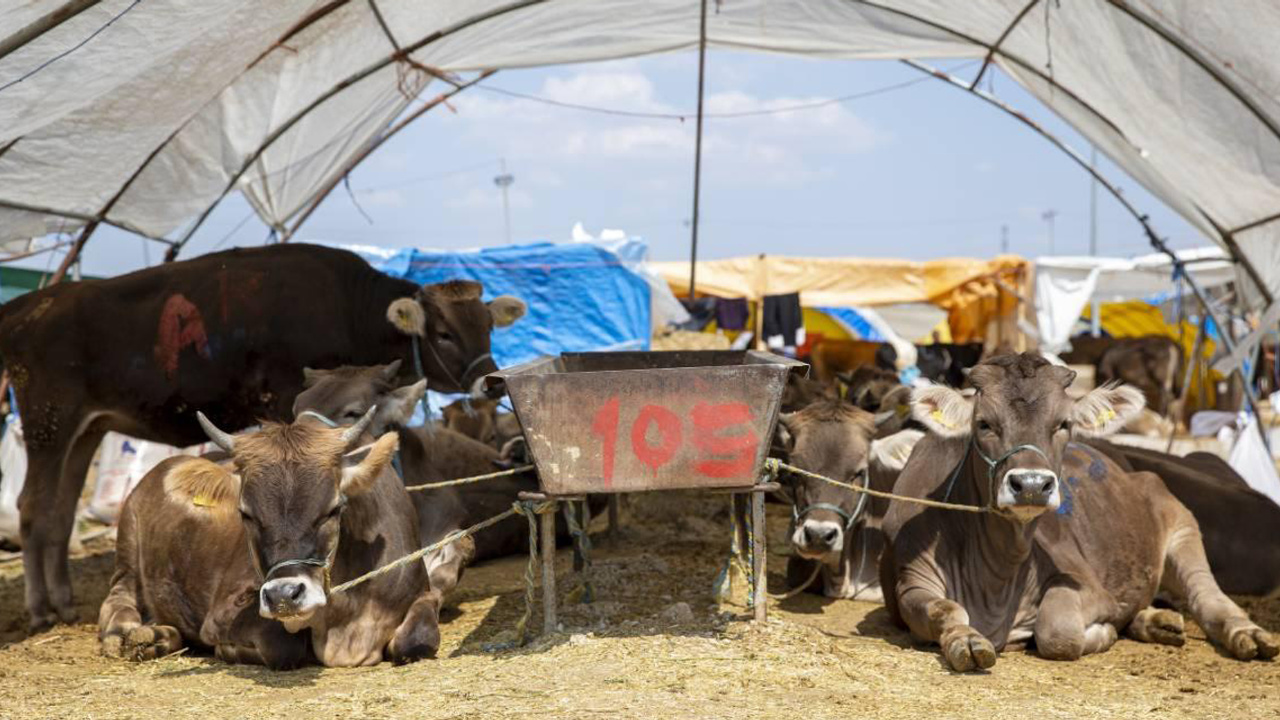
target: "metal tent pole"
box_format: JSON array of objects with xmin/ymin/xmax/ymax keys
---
[{"xmin": 686, "ymin": 0, "xmax": 708, "ymax": 299}]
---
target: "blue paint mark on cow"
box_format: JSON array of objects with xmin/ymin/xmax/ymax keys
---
[
  {"xmin": 1056, "ymin": 480, "xmax": 1075, "ymax": 516},
  {"xmin": 1088, "ymin": 457, "xmax": 1106, "ymax": 481}
]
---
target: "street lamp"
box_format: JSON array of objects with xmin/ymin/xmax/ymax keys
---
[
  {"xmin": 494, "ymin": 158, "xmax": 514, "ymax": 245},
  {"xmin": 1041, "ymin": 208, "xmax": 1058, "ymax": 255}
]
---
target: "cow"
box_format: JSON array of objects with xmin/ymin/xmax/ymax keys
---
[
  {"xmin": 773, "ymin": 399, "xmax": 921, "ymax": 601},
  {"xmin": 1060, "ymin": 335, "xmax": 1183, "ymax": 417},
  {"xmin": 878, "ymin": 342, "xmax": 985, "ymax": 389},
  {"xmin": 98, "ymin": 407, "xmax": 440, "ymax": 668},
  {"xmin": 882, "ymin": 352, "xmax": 1277, "ymax": 672},
  {"xmin": 808, "ymin": 340, "xmax": 884, "ymax": 385},
  {"xmin": 0, "ymin": 243, "xmax": 525, "ymax": 632},
  {"xmin": 292, "ymin": 363, "xmax": 549, "ymax": 600},
  {"xmin": 780, "ymin": 373, "xmax": 838, "ymax": 413},
  {"xmin": 1089, "ymin": 440, "xmax": 1280, "ymax": 598},
  {"xmin": 440, "ymin": 397, "xmax": 522, "ymax": 449}
]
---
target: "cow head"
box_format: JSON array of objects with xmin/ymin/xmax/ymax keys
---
[
  {"xmin": 293, "ymin": 360, "xmax": 426, "ymax": 435},
  {"xmin": 441, "ymin": 397, "xmax": 500, "ymax": 445},
  {"xmin": 912, "ymin": 352, "xmax": 1144, "ymax": 522},
  {"xmin": 196, "ymin": 409, "xmax": 398, "ymax": 628},
  {"xmin": 775, "ymin": 400, "xmax": 922, "ymax": 560},
  {"xmin": 385, "ymin": 280, "xmax": 526, "ymax": 396}
]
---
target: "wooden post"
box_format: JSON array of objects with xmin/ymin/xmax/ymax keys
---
[
  {"xmin": 572, "ymin": 499, "xmax": 589, "ymax": 572},
  {"xmin": 751, "ymin": 488, "xmax": 767, "ymax": 622},
  {"xmin": 540, "ymin": 502, "xmax": 558, "ymax": 634},
  {"xmin": 606, "ymin": 495, "xmax": 620, "ymax": 539}
]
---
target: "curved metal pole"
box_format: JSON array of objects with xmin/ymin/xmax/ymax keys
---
[{"xmin": 165, "ymin": 0, "xmax": 549, "ymax": 261}]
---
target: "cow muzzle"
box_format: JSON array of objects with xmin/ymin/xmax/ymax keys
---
[
  {"xmin": 792, "ymin": 519, "xmax": 844, "ymax": 560},
  {"xmin": 259, "ymin": 575, "xmax": 326, "ymax": 627},
  {"xmin": 996, "ymin": 468, "xmax": 1060, "ymax": 521}
]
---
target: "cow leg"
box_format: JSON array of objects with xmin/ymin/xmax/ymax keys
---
[
  {"xmin": 1034, "ymin": 585, "xmax": 1117, "ymax": 661},
  {"xmin": 19, "ymin": 421, "xmax": 103, "ymax": 632},
  {"xmin": 1162, "ymin": 521, "xmax": 1279, "ymax": 660},
  {"xmin": 897, "ymin": 587, "xmax": 996, "ymax": 672},
  {"xmin": 120, "ymin": 625, "xmax": 186, "ymax": 661},
  {"xmin": 1125, "ymin": 607, "xmax": 1186, "ymax": 647},
  {"xmin": 99, "ymin": 504, "xmax": 143, "ymax": 657},
  {"xmin": 387, "ymin": 591, "xmax": 442, "ymax": 665},
  {"xmin": 424, "ymin": 534, "xmax": 475, "ymax": 602}
]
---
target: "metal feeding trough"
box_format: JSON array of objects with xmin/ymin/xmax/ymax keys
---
[{"xmin": 487, "ymin": 350, "xmax": 807, "ymax": 629}]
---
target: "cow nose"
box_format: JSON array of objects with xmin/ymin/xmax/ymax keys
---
[
  {"xmin": 803, "ymin": 523, "xmax": 839, "ymax": 548},
  {"xmin": 1001, "ymin": 469, "xmax": 1059, "ymax": 509},
  {"xmin": 264, "ymin": 581, "xmax": 305, "ymax": 608}
]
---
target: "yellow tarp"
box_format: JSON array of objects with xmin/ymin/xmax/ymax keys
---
[
  {"xmin": 654, "ymin": 254, "xmax": 1029, "ymax": 343},
  {"xmin": 1083, "ymin": 300, "xmax": 1219, "ymax": 407}
]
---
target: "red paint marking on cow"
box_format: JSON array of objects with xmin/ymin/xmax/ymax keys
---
[
  {"xmin": 691, "ymin": 402, "xmax": 757, "ymax": 478},
  {"xmin": 630, "ymin": 404, "xmax": 681, "ymax": 476},
  {"xmin": 590, "ymin": 396, "xmax": 621, "ymax": 487},
  {"xmin": 154, "ymin": 293, "xmax": 211, "ymax": 381}
]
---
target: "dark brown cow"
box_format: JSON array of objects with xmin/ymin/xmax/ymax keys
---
[
  {"xmin": 780, "ymin": 373, "xmax": 838, "ymax": 413},
  {"xmin": 882, "ymin": 353, "xmax": 1276, "ymax": 671},
  {"xmin": 0, "ymin": 243, "xmax": 524, "ymax": 632},
  {"xmin": 808, "ymin": 340, "xmax": 884, "ymax": 384},
  {"xmin": 774, "ymin": 400, "xmax": 921, "ymax": 600},
  {"xmin": 1090, "ymin": 440, "xmax": 1280, "ymax": 598},
  {"xmin": 99, "ymin": 409, "xmax": 439, "ymax": 667},
  {"xmin": 1061, "ymin": 335, "xmax": 1183, "ymax": 416}
]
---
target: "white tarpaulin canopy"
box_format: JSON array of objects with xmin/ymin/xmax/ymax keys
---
[
  {"xmin": 3, "ymin": 1, "xmax": 1280, "ymax": 291},
  {"xmin": 1034, "ymin": 246, "xmax": 1235, "ymax": 353}
]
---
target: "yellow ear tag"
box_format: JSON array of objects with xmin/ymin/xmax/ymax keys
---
[
  {"xmin": 897, "ymin": 404, "xmax": 910, "ymax": 418},
  {"xmin": 192, "ymin": 493, "xmax": 215, "ymax": 508},
  {"xmin": 930, "ymin": 409, "xmax": 954, "ymax": 429},
  {"xmin": 1096, "ymin": 408, "xmax": 1116, "ymax": 427}
]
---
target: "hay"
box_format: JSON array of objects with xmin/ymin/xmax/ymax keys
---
[
  {"xmin": 651, "ymin": 330, "xmax": 731, "ymax": 351},
  {"xmin": 0, "ymin": 493, "xmax": 1277, "ymax": 719}
]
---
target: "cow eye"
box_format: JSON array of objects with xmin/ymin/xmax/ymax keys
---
[
  {"xmin": 343, "ymin": 409, "xmax": 363, "ymax": 420},
  {"xmin": 437, "ymin": 329, "xmax": 454, "ymax": 342},
  {"xmin": 1058, "ymin": 421, "xmax": 1072, "ymax": 433},
  {"xmin": 976, "ymin": 420, "xmax": 994, "ymax": 433},
  {"xmin": 238, "ymin": 508, "xmax": 253, "ymax": 522}
]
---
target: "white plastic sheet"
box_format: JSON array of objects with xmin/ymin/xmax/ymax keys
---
[{"xmin": 2, "ymin": 2, "xmax": 1280, "ymax": 296}]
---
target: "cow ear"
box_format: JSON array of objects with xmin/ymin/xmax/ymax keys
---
[
  {"xmin": 380, "ymin": 359, "xmax": 403, "ymax": 382},
  {"xmin": 302, "ymin": 367, "xmax": 325, "ymax": 388},
  {"xmin": 387, "ymin": 297, "xmax": 426, "ymax": 336},
  {"xmin": 870, "ymin": 429, "xmax": 924, "ymax": 471},
  {"xmin": 772, "ymin": 414, "xmax": 797, "ymax": 458},
  {"xmin": 1070, "ymin": 383, "xmax": 1145, "ymax": 437},
  {"xmin": 488, "ymin": 295, "xmax": 526, "ymax": 328},
  {"xmin": 340, "ymin": 431, "xmax": 399, "ymax": 495},
  {"xmin": 381, "ymin": 379, "xmax": 426, "ymax": 427},
  {"xmin": 911, "ymin": 384, "xmax": 973, "ymax": 438}
]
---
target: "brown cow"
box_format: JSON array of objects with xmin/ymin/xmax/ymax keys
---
[
  {"xmin": 775, "ymin": 400, "xmax": 921, "ymax": 600},
  {"xmin": 808, "ymin": 339, "xmax": 885, "ymax": 384},
  {"xmin": 292, "ymin": 363, "xmax": 547, "ymax": 600},
  {"xmin": 1061, "ymin": 335, "xmax": 1183, "ymax": 417},
  {"xmin": 882, "ymin": 353, "xmax": 1276, "ymax": 671},
  {"xmin": 99, "ymin": 408, "xmax": 439, "ymax": 668},
  {"xmin": 780, "ymin": 373, "xmax": 838, "ymax": 413},
  {"xmin": 1089, "ymin": 440, "xmax": 1280, "ymax": 598},
  {"xmin": 440, "ymin": 397, "xmax": 523, "ymax": 449}
]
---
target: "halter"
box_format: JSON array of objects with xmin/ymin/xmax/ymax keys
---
[
  {"xmin": 792, "ymin": 468, "xmax": 870, "ymax": 532},
  {"xmin": 941, "ymin": 393, "xmax": 1054, "ymax": 511}
]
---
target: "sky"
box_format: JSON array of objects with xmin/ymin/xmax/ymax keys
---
[{"xmin": 35, "ymin": 51, "xmax": 1205, "ymax": 278}]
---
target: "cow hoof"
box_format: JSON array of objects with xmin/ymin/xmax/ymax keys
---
[
  {"xmin": 123, "ymin": 625, "xmax": 182, "ymax": 661},
  {"xmin": 54, "ymin": 604, "xmax": 79, "ymax": 626},
  {"xmin": 941, "ymin": 625, "xmax": 997, "ymax": 672},
  {"xmin": 1128, "ymin": 608, "xmax": 1185, "ymax": 647},
  {"xmin": 27, "ymin": 613, "xmax": 57, "ymax": 636},
  {"xmin": 1225, "ymin": 622, "xmax": 1280, "ymax": 661},
  {"xmin": 100, "ymin": 633, "xmax": 125, "ymax": 658}
]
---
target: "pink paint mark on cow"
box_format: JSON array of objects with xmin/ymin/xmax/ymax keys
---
[{"xmin": 154, "ymin": 293, "xmax": 211, "ymax": 380}]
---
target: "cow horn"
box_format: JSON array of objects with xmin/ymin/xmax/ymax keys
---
[
  {"xmin": 341, "ymin": 406, "xmax": 377, "ymax": 447},
  {"xmin": 196, "ymin": 411, "xmax": 236, "ymax": 453}
]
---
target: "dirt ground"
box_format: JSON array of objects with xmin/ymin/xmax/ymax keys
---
[{"xmin": 1, "ymin": 493, "xmax": 1277, "ymax": 720}]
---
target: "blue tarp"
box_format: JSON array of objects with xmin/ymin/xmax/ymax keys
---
[
  {"xmin": 344, "ymin": 239, "xmax": 652, "ymax": 367},
  {"xmin": 818, "ymin": 306, "xmax": 885, "ymax": 341}
]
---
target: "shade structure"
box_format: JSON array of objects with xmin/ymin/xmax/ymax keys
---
[{"xmin": 3, "ymin": 1, "xmax": 1280, "ymax": 295}]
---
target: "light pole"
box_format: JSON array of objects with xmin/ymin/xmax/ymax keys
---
[
  {"xmin": 1089, "ymin": 145, "xmax": 1099, "ymax": 256},
  {"xmin": 1041, "ymin": 209, "xmax": 1058, "ymax": 255},
  {"xmin": 494, "ymin": 158, "xmax": 514, "ymax": 245},
  {"xmin": 1000, "ymin": 224, "xmax": 1009, "ymax": 254}
]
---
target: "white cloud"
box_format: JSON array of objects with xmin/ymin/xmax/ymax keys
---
[{"xmin": 446, "ymin": 186, "xmax": 534, "ymax": 211}]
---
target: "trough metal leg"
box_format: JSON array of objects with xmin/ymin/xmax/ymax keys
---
[
  {"xmin": 751, "ymin": 488, "xmax": 767, "ymax": 622},
  {"xmin": 607, "ymin": 495, "xmax": 621, "ymax": 539},
  {"xmin": 540, "ymin": 503, "xmax": 558, "ymax": 634}
]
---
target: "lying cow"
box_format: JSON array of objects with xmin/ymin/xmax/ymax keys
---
[
  {"xmin": 440, "ymin": 397, "xmax": 523, "ymax": 449},
  {"xmin": 0, "ymin": 242, "xmax": 525, "ymax": 632},
  {"xmin": 1090, "ymin": 440, "xmax": 1280, "ymax": 598},
  {"xmin": 883, "ymin": 352, "xmax": 1276, "ymax": 671},
  {"xmin": 293, "ymin": 363, "xmax": 547, "ymax": 600},
  {"xmin": 99, "ymin": 408, "xmax": 439, "ymax": 668},
  {"xmin": 775, "ymin": 400, "xmax": 921, "ymax": 601}
]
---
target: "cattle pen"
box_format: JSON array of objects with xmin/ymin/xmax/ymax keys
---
[{"xmin": 1, "ymin": 490, "xmax": 1278, "ymax": 719}]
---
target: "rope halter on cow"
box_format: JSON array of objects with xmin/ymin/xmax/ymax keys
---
[{"xmin": 790, "ymin": 467, "xmax": 870, "ymax": 532}]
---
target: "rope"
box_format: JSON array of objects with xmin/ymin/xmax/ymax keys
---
[
  {"xmin": 562, "ymin": 500, "xmax": 595, "ymax": 604},
  {"xmin": 712, "ymin": 495, "xmax": 754, "ymax": 605},
  {"xmin": 767, "ymin": 458, "xmax": 990, "ymax": 514},
  {"xmin": 769, "ymin": 563, "xmax": 821, "ymax": 600},
  {"xmin": 330, "ymin": 504, "xmax": 522, "ymax": 595},
  {"xmin": 512, "ymin": 500, "xmax": 556, "ymax": 645},
  {"xmin": 403, "ymin": 464, "xmax": 535, "ymax": 492}
]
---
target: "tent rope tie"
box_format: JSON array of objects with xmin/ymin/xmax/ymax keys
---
[
  {"xmin": 402, "ymin": 464, "xmax": 534, "ymax": 492},
  {"xmin": 767, "ymin": 458, "xmax": 990, "ymax": 514},
  {"xmin": 561, "ymin": 500, "xmax": 595, "ymax": 605},
  {"xmin": 329, "ymin": 502, "xmax": 526, "ymax": 596}
]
